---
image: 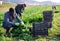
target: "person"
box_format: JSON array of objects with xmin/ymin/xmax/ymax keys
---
[
  {"xmin": 2, "ymin": 8, "xmax": 24, "ymax": 36},
  {"xmin": 15, "ymin": 4, "xmax": 26, "ymax": 17},
  {"xmin": 52, "ymin": 5, "xmax": 56, "ymax": 10}
]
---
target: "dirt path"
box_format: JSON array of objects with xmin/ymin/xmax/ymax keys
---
[{"xmin": 0, "ymin": 8, "xmax": 9, "ymax": 12}]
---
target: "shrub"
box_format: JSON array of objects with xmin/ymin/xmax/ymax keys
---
[
  {"xmin": 19, "ymin": 33, "xmax": 34, "ymax": 41},
  {"xmin": 54, "ymin": 11, "xmax": 59, "ymax": 13}
]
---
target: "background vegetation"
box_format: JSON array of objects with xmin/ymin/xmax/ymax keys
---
[{"xmin": 0, "ymin": 3, "xmax": 60, "ymax": 41}]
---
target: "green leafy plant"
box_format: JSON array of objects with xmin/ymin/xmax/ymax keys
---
[{"xmin": 19, "ymin": 33, "xmax": 34, "ymax": 41}]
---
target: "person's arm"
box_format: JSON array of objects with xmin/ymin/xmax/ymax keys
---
[
  {"xmin": 4, "ymin": 13, "xmax": 15, "ymax": 25},
  {"xmin": 7, "ymin": 18, "xmax": 15, "ymax": 25},
  {"xmin": 15, "ymin": 14, "xmax": 24, "ymax": 25}
]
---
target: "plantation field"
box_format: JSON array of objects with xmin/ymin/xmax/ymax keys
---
[{"xmin": 0, "ymin": 4, "xmax": 60, "ymax": 41}]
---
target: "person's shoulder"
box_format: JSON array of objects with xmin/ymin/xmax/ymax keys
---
[
  {"xmin": 14, "ymin": 13, "xmax": 18, "ymax": 17},
  {"xmin": 5, "ymin": 11, "xmax": 8, "ymax": 13},
  {"xmin": 5, "ymin": 11, "xmax": 9, "ymax": 15},
  {"xmin": 14, "ymin": 12, "xmax": 18, "ymax": 15}
]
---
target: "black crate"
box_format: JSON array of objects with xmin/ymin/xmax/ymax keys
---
[
  {"xmin": 43, "ymin": 11, "xmax": 53, "ymax": 22},
  {"xmin": 47, "ymin": 22, "xmax": 52, "ymax": 28},
  {"xmin": 34, "ymin": 29, "xmax": 48, "ymax": 36},
  {"xmin": 43, "ymin": 11, "xmax": 53, "ymax": 15},
  {"xmin": 32, "ymin": 22, "xmax": 48, "ymax": 37},
  {"xmin": 44, "ymin": 16, "xmax": 53, "ymax": 22}
]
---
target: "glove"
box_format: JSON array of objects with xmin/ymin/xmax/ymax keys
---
[
  {"xmin": 20, "ymin": 22, "xmax": 27, "ymax": 28},
  {"xmin": 21, "ymin": 21, "xmax": 24, "ymax": 26},
  {"xmin": 15, "ymin": 23, "xmax": 20, "ymax": 26}
]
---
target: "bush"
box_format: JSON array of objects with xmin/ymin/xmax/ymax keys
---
[
  {"xmin": 11, "ymin": 25, "xmax": 33, "ymax": 41},
  {"xmin": 22, "ymin": 14, "xmax": 43, "ymax": 26},
  {"xmin": 54, "ymin": 11, "xmax": 59, "ymax": 13},
  {"xmin": 19, "ymin": 33, "xmax": 34, "ymax": 41},
  {"xmin": 0, "ymin": 35, "xmax": 12, "ymax": 41}
]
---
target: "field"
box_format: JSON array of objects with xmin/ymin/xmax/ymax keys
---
[{"xmin": 0, "ymin": 3, "xmax": 60, "ymax": 41}]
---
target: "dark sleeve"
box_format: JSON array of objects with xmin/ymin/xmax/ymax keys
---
[
  {"xmin": 15, "ymin": 14, "xmax": 22, "ymax": 23},
  {"xmin": 4, "ymin": 12, "xmax": 15, "ymax": 25}
]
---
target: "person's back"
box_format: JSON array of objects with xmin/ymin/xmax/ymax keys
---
[
  {"xmin": 2, "ymin": 8, "xmax": 24, "ymax": 36},
  {"xmin": 3, "ymin": 11, "xmax": 16, "ymax": 28},
  {"xmin": 15, "ymin": 4, "xmax": 26, "ymax": 16}
]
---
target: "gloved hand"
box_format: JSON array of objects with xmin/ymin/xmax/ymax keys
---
[
  {"xmin": 20, "ymin": 21, "xmax": 25, "ymax": 26},
  {"xmin": 20, "ymin": 22, "xmax": 27, "ymax": 29},
  {"xmin": 15, "ymin": 23, "xmax": 20, "ymax": 26}
]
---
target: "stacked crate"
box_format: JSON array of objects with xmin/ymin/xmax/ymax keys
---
[
  {"xmin": 32, "ymin": 22, "xmax": 48, "ymax": 37},
  {"xmin": 32, "ymin": 11, "xmax": 53, "ymax": 37},
  {"xmin": 43, "ymin": 11, "xmax": 53, "ymax": 28}
]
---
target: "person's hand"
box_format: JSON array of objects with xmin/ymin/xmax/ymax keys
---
[
  {"xmin": 15, "ymin": 23, "xmax": 20, "ymax": 26},
  {"xmin": 20, "ymin": 22, "xmax": 24, "ymax": 26},
  {"xmin": 20, "ymin": 22, "xmax": 27, "ymax": 28}
]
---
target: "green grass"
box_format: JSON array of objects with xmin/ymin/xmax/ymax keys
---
[{"xmin": 0, "ymin": 5, "xmax": 60, "ymax": 41}]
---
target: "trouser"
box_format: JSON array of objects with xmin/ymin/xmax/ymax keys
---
[{"xmin": 4, "ymin": 25, "xmax": 18, "ymax": 34}]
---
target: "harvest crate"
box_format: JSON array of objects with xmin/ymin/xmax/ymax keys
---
[
  {"xmin": 43, "ymin": 11, "xmax": 53, "ymax": 22},
  {"xmin": 32, "ymin": 22, "xmax": 48, "ymax": 37}
]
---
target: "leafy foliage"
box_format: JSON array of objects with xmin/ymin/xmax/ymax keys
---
[{"xmin": 0, "ymin": 5, "xmax": 60, "ymax": 41}]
